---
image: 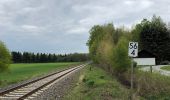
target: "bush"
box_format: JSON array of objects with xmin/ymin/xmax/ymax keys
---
[
  {"xmin": 0, "ymin": 41, "xmax": 11, "ymax": 72},
  {"xmin": 82, "ymin": 78, "xmax": 88, "ymax": 83},
  {"xmin": 86, "ymin": 80, "xmax": 95, "ymax": 87},
  {"xmin": 99, "ymin": 76, "xmax": 104, "ymax": 79},
  {"xmin": 111, "ymin": 37, "xmax": 131, "ymax": 74}
]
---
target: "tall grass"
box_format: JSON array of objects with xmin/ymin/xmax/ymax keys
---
[{"xmin": 120, "ymin": 69, "xmax": 170, "ymax": 99}]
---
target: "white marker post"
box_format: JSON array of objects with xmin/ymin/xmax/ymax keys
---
[
  {"xmin": 128, "ymin": 42, "xmax": 138, "ymax": 57},
  {"xmin": 128, "ymin": 42, "xmax": 138, "ymax": 100}
]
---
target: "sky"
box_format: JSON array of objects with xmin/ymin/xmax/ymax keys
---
[{"xmin": 0, "ymin": 0, "xmax": 170, "ymax": 54}]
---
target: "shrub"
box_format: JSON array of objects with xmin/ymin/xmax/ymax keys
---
[
  {"xmin": 82, "ymin": 78, "xmax": 88, "ymax": 83},
  {"xmin": 86, "ymin": 80, "xmax": 95, "ymax": 87},
  {"xmin": 99, "ymin": 76, "xmax": 105, "ymax": 79},
  {"xmin": 0, "ymin": 41, "xmax": 11, "ymax": 72},
  {"xmin": 111, "ymin": 37, "xmax": 131, "ymax": 74}
]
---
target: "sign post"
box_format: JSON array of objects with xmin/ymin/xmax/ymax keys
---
[{"xmin": 128, "ymin": 42, "xmax": 138, "ymax": 100}]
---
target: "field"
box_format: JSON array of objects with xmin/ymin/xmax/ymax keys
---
[
  {"xmin": 161, "ymin": 66, "xmax": 170, "ymax": 71},
  {"xmin": 0, "ymin": 62, "xmax": 80, "ymax": 87},
  {"xmin": 64, "ymin": 65, "xmax": 130, "ymax": 100}
]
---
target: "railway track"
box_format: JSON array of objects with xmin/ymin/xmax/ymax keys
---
[{"xmin": 0, "ymin": 64, "xmax": 87, "ymax": 100}]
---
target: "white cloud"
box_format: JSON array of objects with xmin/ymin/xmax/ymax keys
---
[
  {"xmin": 124, "ymin": 0, "xmax": 135, "ymax": 5},
  {"xmin": 0, "ymin": 0, "xmax": 170, "ymax": 53},
  {"xmin": 0, "ymin": 0, "xmax": 17, "ymax": 4},
  {"xmin": 66, "ymin": 27, "xmax": 88, "ymax": 35},
  {"xmin": 21, "ymin": 25, "xmax": 38, "ymax": 29},
  {"xmin": 21, "ymin": 25, "xmax": 41, "ymax": 32}
]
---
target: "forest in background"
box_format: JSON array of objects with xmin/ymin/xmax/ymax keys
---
[{"xmin": 11, "ymin": 51, "xmax": 89, "ymax": 63}]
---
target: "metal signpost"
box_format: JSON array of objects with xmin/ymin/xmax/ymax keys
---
[{"xmin": 128, "ymin": 42, "xmax": 138, "ymax": 100}]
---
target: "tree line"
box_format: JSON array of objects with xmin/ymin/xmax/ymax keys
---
[
  {"xmin": 87, "ymin": 15, "xmax": 170, "ymax": 75},
  {"xmin": 11, "ymin": 51, "xmax": 89, "ymax": 63},
  {"xmin": 87, "ymin": 15, "xmax": 170, "ymax": 99}
]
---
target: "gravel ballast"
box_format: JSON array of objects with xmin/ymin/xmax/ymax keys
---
[{"xmin": 31, "ymin": 67, "xmax": 83, "ymax": 100}]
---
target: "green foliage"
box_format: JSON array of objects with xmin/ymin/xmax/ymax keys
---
[
  {"xmin": 133, "ymin": 61, "xmax": 137, "ymax": 68},
  {"xmin": 112, "ymin": 37, "xmax": 131, "ymax": 73},
  {"xmin": 87, "ymin": 23, "xmax": 131, "ymax": 74},
  {"xmin": 86, "ymin": 15, "xmax": 170, "ymax": 99},
  {"xmin": 0, "ymin": 41, "xmax": 11, "ymax": 72},
  {"xmin": 87, "ymin": 24, "xmax": 114, "ymax": 64},
  {"xmin": 135, "ymin": 70, "xmax": 170, "ymax": 99},
  {"xmin": 87, "ymin": 25, "xmax": 104, "ymax": 63},
  {"xmin": 82, "ymin": 78, "xmax": 88, "ymax": 83},
  {"xmin": 99, "ymin": 75, "xmax": 104, "ymax": 79},
  {"xmin": 161, "ymin": 66, "xmax": 170, "ymax": 71},
  {"xmin": 86, "ymin": 80, "xmax": 95, "ymax": 87},
  {"xmin": 12, "ymin": 51, "xmax": 89, "ymax": 63},
  {"xmin": 141, "ymin": 16, "xmax": 169, "ymax": 62},
  {"xmin": 132, "ymin": 15, "xmax": 170, "ymax": 63}
]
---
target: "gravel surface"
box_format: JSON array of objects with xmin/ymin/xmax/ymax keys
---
[{"xmin": 31, "ymin": 66, "xmax": 83, "ymax": 100}]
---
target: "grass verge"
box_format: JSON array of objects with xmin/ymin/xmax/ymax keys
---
[
  {"xmin": 134, "ymin": 70, "xmax": 170, "ymax": 99},
  {"xmin": 64, "ymin": 64, "xmax": 130, "ymax": 100},
  {"xmin": 121, "ymin": 69, "xmax": 170, "ymax": 99},
  {"xmin": 0, "ymin": 62, "xmax": 80, "ymax": 87},
  {"xmin": 161, "ymin": 66, "xmax": 170, "ymax": 71}
]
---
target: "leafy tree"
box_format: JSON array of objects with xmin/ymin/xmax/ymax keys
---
[
  {"xmin": 137, "ymin": 15, "xmax": 170, "ymax": 63},
  {"xmin": 0, "ymin": 41, "xmax": 11, "ymax": 72},
  {"xmin": 87, "ymin": 24, "xmax": 115, "ymax": 63},
  {"xmin": 112, "ymin": 37, "xmax": 131, "ymax": 74},
  {"xmin": 87, "ymin": 23, "xmax": 131, "ymax": 74}
]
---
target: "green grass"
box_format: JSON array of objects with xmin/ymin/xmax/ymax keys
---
[
  {"xmin": 64, "ymin": 65, "xmax": 130, "ymax": 100},
  {"xmin": 161, "ymin": 66, "xmax": 170, "ymax": 71},
  {"xmin": 134, "ymin": 70, "xmax": 170, "ymax": 99},
  {"xmin": 0, "ymin": 62, "xmax": 80, "ymax": 87}
]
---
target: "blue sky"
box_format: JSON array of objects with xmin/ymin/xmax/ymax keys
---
[{"xmin": 0, "ymin": 0, "xmax": 170, "ymax": 54}]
